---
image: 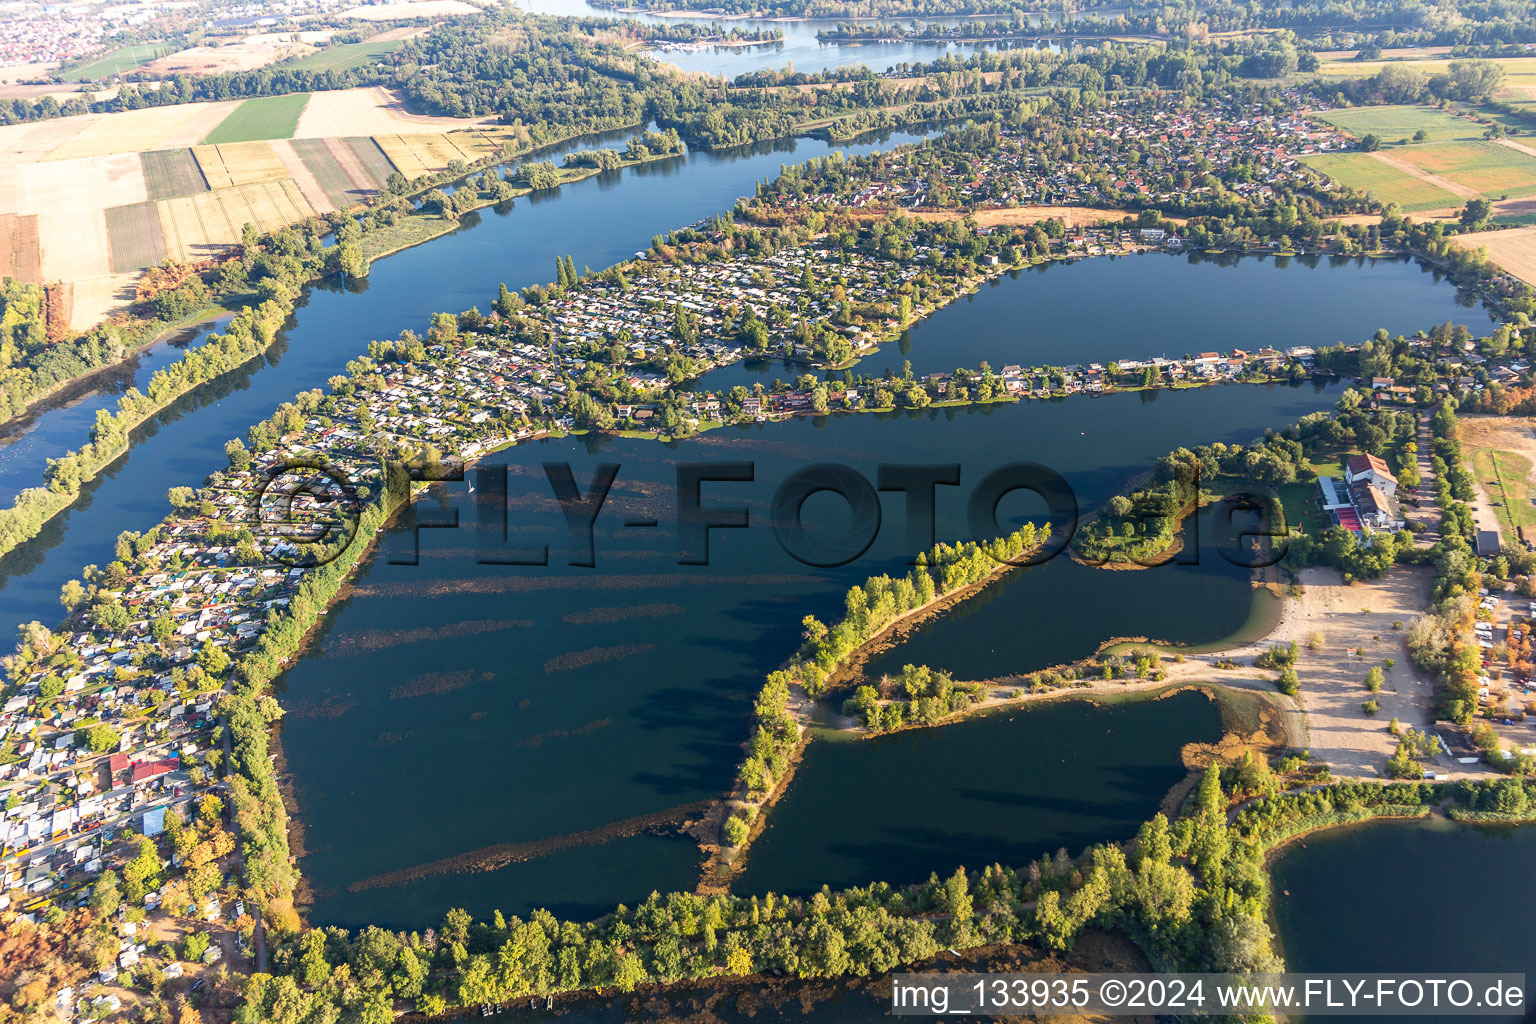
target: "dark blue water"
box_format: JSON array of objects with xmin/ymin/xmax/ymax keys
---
[
  {"xmin": 0, "ymin": 316, "xmax": 230, "ymax": 500},
  {"xmin": 288, "ymin": 379, "xmax": 1342, "ymax": 930},
  {"xmin": 690, "ymin": 252, "xmax": 1493, "ymax": 392}
]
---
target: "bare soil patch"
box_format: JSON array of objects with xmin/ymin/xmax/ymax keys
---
[
  {"xmin": 1269, "ymin": 566, "xmax": 1438, "ymax": 778},
  {"xmin": 139, "ymin": 33, "xmax": 316, "ymax": 76},
  {"xmin": 293, "ymin": 86, "xmax": 491, "ymax": 139},
  {"xmin": 0, "ymin": 211, "xmax": 41, "ymax": 280}
]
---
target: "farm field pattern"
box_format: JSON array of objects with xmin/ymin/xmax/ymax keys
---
[{"xmin": 0, "ymin": 89, "xmax": 502, "ymax": 328}]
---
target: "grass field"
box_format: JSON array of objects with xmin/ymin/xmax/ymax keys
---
[
  {"xmin": 64, "ymin": 44, "xmax": 162, "ymax": 82},
  {"xmin": 283, "ymin": 38, "xmax": 404, "ymax": 72},
  {"xmin": 1316, "ymin": 105, "xmax": 1488, "ymax": 145},
  {"xmin": 203, "ymin": 93, "xmax": 311, "ymax": 145},
  {"xmin": 1471, "ymin": 448, "xmax": 1536, "ymax": 542},
  {"xmin": 105, "ymin": 202, "xmax": 169, "ymax": 272},
  {"xmin": 1303, "ymin": 151, "xmax": 1462, "ymax": 211},
  {"xmin": 140, "ymin": 149, "xmax": 208, "ymax": 201},
  {"xmin": 1394, "ymin": 140, "xmax": 1536, "ymax": 199}
]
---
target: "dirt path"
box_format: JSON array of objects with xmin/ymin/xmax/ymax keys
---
[
  {"xmin": 1460, "ymin": 414, "xmax": 1536, "ymax": 546},
  {"xmin": 1496, "ymin": 136, "xmax": 1536, "ymax": 161},
  {"xmin": 1369, "ymin": 149, "xmax": 1481, "ymax": 200}
]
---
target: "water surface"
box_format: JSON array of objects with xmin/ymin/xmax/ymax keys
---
[
  {"xmin": 1273, "ymin": 818, "xmax": 1536, "ymax": 985},
  {"xmin": 289, "ymin": 380, "xmax": 1340, "ymax": 929},
  {"xmin": 691, "ymin": 252, "xmax": 1492, "ymax": 393},
  {"xmin": 736, "ymin": 690, "xmax": 1222, "ymax": 896}
]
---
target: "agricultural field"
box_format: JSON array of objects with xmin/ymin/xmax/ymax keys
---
[
  {"xmin": 104, "ymin": 202, "xmax": 169, "ymax": 273},
  {"xmin": 346, "ymin": 136, "xmax": 398, "ymax": 184},
  {"xmin": 1302, "ymin": 151, "xmax": 1462, "ymax": 212},
  {"xmin": 192, "ymin": 142, "xmax": 290, "ymax": 189},
  {"xmin": 339, "ymin": 0, "xmax": 478, "ymax": 19},
  {"xmin": 1473, "ymin": 448, "xmax": 1536, "ymax": 544},
  {"xmin": 1461, "ymin": 416, "xmax": 1536, "ymax": 546},
  {"xmin": 1316, "ymin": 55, "xmax": 1536, "ymax": 114},
  {"xmin": 154, "ymin": 179, "xmax": 314, "ymax": 262},
  {"xmin": 0, "ymin": 213, "xmax": 42, "ymax": 280},
  {"xmin": 1452, "ymin": 224, "xmax": 1536, "ymax": 285},
  {"xmin": 202, "ymin": 93, "xmax": 311, "ymax": 145},
  {"xmin": 140, "ymin": 149, "xmax": 209, "ymax": 201},
  {"xmin": 283, "ymin": 37, "xmax": 407, "ymax": 73},
  {"xmin": 373, "ymin": 132, "xmax": 499, "ymax": 177},
  {"xmin": 0, "ymin": 86, "xmax": 490, "ymax": 328},
  {"xmin": 138, "ymin": 33, "xmax": 316, "ymax": 77},
  {"xmin": 1393, "ymin": 140, "xmax": 1536, "ymax": 199},
  {"xmin": 293, "ymin": 87, "xmax": 494, "ymax": 139},
  {"xmin": 63, "ymin": 44, "xmax": 164, "ymax": 82},
  {"xmin": 1314, "ymin": 105, "xmax": 1489, "ymax": 145},
  {"xmin": 42, "ymin": 102, "xmax": 240, "ymax": 160},
  {"xmin": 290, "ymin": 138, "xmax": 390, "ymax": 208}
]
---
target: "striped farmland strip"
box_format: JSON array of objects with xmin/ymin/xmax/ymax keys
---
[
  {"xmin": 141, "ymin": 149, "xmax": 208, "ymax": 201},
  {"xmin": 343, "ymin": 137, "xmax": 395, "ymax": 186},
  {"xmin": 214, "ymin": 141, "xmax": 288, "ymax": 187},
  {"xmin": 372, "ymin": 134, "xmax": 428, "ymax": 179},
  {"xmin": 105, "ymin": 201, "xmax": 168, "ymax": 272},
  {"xmin": 291, "ymin": 137, "xmax": 360, "ymax": 209},
  {"xmin": 0, "ymin": 213, "xmax": 42, "ymax": 281},
  {"xmin": 322, "ymin": 137, "xmax": 379, "ymax": 195},
  {"xmin": 269, "ymin": 139, "xmax": 334, "ymax": 214},
  {"xmin": 191, "ymin": 145, "xmax": 234, "ymax": 190}
]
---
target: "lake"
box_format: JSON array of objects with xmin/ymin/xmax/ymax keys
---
[
  {"xmin": 0, "ymin": 59, "xmax": 1502, "ymax": 942},
  {"xmin": 690, "ymin": 252, "xmax": 1494, "ymax": 393},
  {"xmin": 861, "ymin": 502, "xmax": 1284, "ymax": 682},
  {"xmin": 1272, "ymin": 818, "xmax": 1536, "ymax": 986},
  {"xmin": 519, "ymin": 0, "xmax": 1080, "ymax": 77},
  {"xmin": 735, "ymin": 690, "xmax": 1222, "ymax": 896},
  {"xmin": 286, "ymin": 376, "xmax": 1341, "ymax": 931}
]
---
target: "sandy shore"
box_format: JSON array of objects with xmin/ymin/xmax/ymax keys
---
[{"xmin": 873, "ymin": 564, "xmax": 1495, "ymax": 781}]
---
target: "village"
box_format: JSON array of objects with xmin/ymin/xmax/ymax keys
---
[{"xmin": 776, "ymin": 90, "xmax": 1355, "ymax": 215}]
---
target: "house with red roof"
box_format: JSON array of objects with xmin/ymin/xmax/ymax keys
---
[{"xmin": 1345, "ymin": 453, "xmax": 1398, "ymax": 497}]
